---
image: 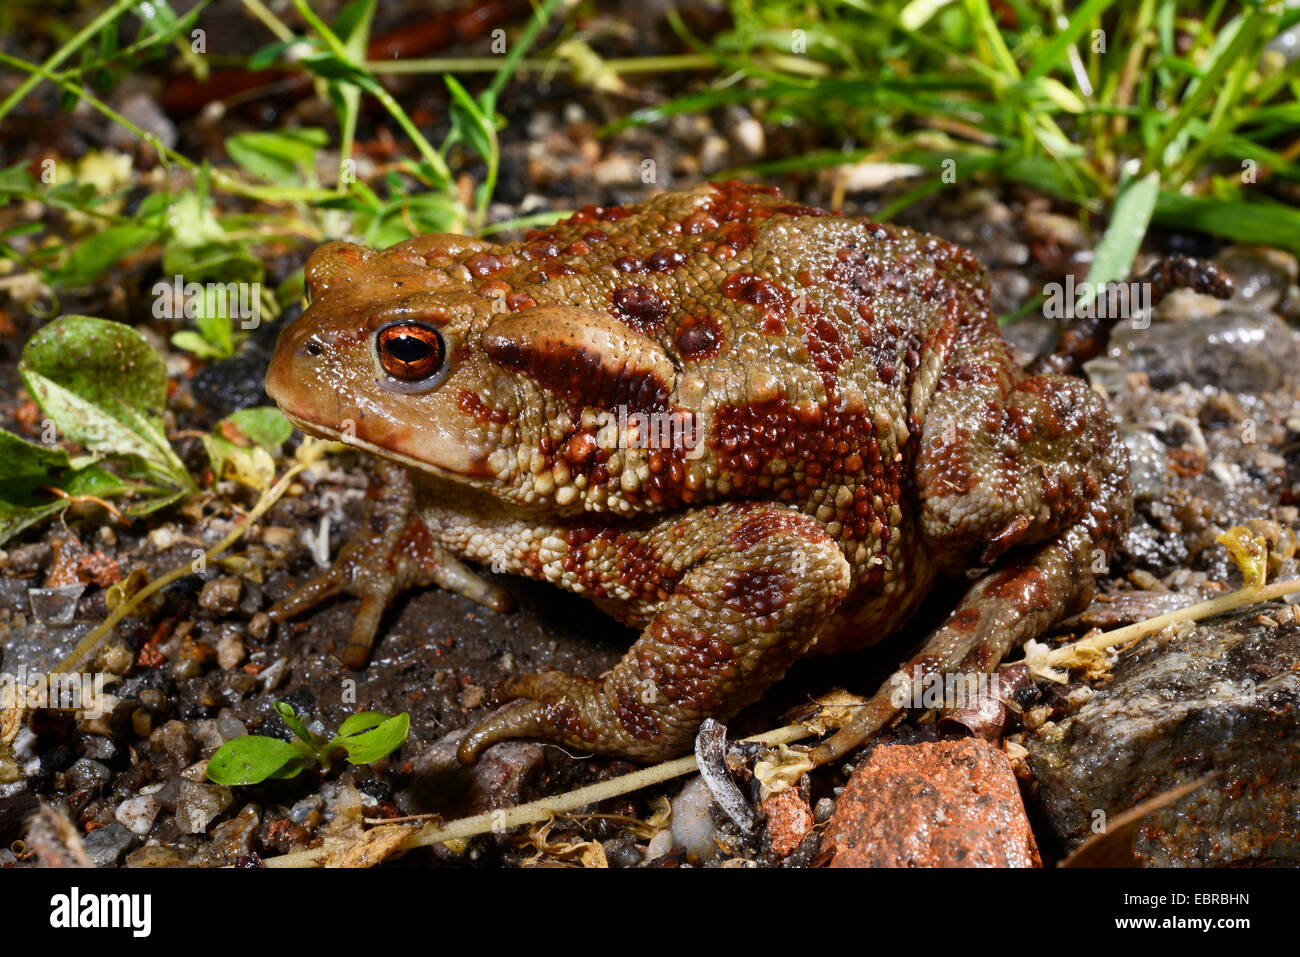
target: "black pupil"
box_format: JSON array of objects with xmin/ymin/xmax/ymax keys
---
[{"xmin": 388, "ymin": 333, "xmax": 431, "ymax": 363}]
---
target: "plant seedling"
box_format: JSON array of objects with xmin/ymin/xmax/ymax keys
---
[{"xmin": 206, "ymin": 701, "xmax": 410, "ymax": 786}]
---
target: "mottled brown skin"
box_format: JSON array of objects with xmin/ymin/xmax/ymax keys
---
[{"xmin": 264, "ymin": 181, "xmax": 1132, "ymax": 764}]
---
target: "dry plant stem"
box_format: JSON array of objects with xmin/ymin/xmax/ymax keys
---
[
  {"xmin": 1044, "ymin": 576, "xmax": 1300, "ymax": 667},
  {"xmin": 52, "ymin": 464, "xmax": 307, "ymax": 676},
  {"xmin": 261, "ymin": 723, "xmax": 811, "ymax": 868}
]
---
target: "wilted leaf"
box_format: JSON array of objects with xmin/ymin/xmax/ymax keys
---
[{"xmin": 19, "ymin": 316, "xmax": 192, "ymax": 490}]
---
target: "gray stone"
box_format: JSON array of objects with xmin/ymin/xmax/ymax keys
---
[
  {"xmin": 83, "ymin": 820, "xmax": 136, "ymax": 867},
  {"xmin": 1027, "ymin": 608, "xmax": 1300, "ymax": 866},
  {"xmin": 176, "ymin": 780, "xmax": 232, "ymax": 834},
  {"xmin": 1108, "ymin": 311, "xmax": 1300, "ymax": 396},
  {"xmin": 66, "ymin": 758, "xmax": 111, "ymax": 792}
]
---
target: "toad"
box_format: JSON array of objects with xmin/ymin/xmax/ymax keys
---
[{"xmin": 264, "ymin": 181, "xmax": 1206, "ymax": 765}]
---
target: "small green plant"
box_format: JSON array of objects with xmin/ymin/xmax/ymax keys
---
[
  {"xmin": 0, "ymin": 315, "xmax": 199, "ymax": 544},
  {"xmin": 206, "ymin": 702, "xmax": 411, "ymax": 786}
]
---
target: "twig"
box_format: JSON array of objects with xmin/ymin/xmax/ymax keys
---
[
  {"xmin": 261, "ymin": 723, "xmax": 810, "ymax": 867},
  {"xmin": 51, "ymin": 462, "xmax": 307, "ymax": 676}
]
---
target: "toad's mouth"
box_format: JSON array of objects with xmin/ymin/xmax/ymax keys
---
[{"xmin": 275, "ymin": 406, "xmax": 497, "ymax": 481}]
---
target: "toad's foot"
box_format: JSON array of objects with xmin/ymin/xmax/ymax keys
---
[
  {"xmin": 268, "ymin": 462, "xmax": 510, "ymax": 668},
  {"xmin": 457, "ymin": 505, "xmax": 851, "ymax": 763}
]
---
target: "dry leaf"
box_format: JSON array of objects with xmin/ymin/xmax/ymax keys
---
[
  {"xmin": 753, "ymin": 744, "xmax": 814, "ymax": 800},
  {"xmin": 323, "ymin": 822, "xmax": 419, "ymax": 868},
  {"xmin": 787, "ymin": 686, "xmax": 870, "ymax": 735}
]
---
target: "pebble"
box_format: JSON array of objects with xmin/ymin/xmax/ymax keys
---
[
  {"xmin": 115, "ymin": 793, "xmax": 162, "ymax": 835},
  {"xmin": 247, "ymin": 612, "xmax": 271, "ymax": 641},
  {"xmin": 644, "ymin": 828, "xmax": 674, "ymax": 862},
  {"xmin": 192, "ymin": 719, "xmax": 225, "ymax": 752},
  {"xmin": 201, "ymin": 804, "xmax": 260, "ymax": 864},
  {"xmin": 175, "ymin": 780, "xmax": 232, "ymax": 834},
  {"xmin": 198, "ymin": 576, "xmax": 242, "ymax": 615},
  {"xmin": 669, "ymin": 775, "xmax": 720, "ymax": 864},
  {"xmin": 131, "ymin": 707, "xmax": 153, "ymax": 738},
  {"xmin": 82, "ymin": 820, "xmax": 136, "ymax": 867},
  {"xmin": 216, "ymin": 709, "xmax": 247, "ymax": 742},
  {"xmin": 289, "ymin": 794, "xmax": 324, "ymax": 824},
  {"xmin": 603, "ymin": 834, "xmax": 643, "ymax": 868},
  {"xmin": 216, "ymin": 628, "xmax": 246, "ymax": 669},
  {"xmin": 159, "ymin": 720, "xmax": 196, "ymax": 766},
  {"xmin": 762, "ymin": 788, "xmax": 814, "ymax": 859},
  {"xmin": 79, "ymin": 734, "xmax": 117, "ymax": 762},
  {"xmin": 66, "ymin": 758, "xmax": 111, "ymax": 791},
  {"xmin": 99, "ymin": 641, "xmax": 134, "ymax": 675}
]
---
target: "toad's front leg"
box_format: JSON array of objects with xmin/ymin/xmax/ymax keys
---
[
  {"xmin": 268, "ymin": 461, "xmax": 511, "ymax": 668},
  {"xmin": 458, "ymin": 506, "xmax": 851, "ymax": 763}
]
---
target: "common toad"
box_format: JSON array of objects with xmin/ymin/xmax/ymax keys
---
[{"xmin": 265, "ymin": 181, "xmax": 1134, "ymax": 764}]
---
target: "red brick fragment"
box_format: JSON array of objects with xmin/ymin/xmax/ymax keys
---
[{"xmin": 825, "ymin": 738, "xmax": 1039, "ymax": 867}]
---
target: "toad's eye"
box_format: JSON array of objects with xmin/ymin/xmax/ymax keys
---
[{"xmin": 376, "ymin": 322, "xmax": 444, "ymax": 381}]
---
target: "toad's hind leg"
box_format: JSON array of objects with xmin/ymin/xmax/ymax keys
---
[
  {"xmin": 811, "ymin": 362, "xmax": 1132, "ymax": 764},
  {"xmin": 458, "ymin": 507, "xmax": 851, "ymax": 763}
]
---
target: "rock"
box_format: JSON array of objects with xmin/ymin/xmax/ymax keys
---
[
  {"xmin": 216, "ymin": 629, "xmax": 246, "ymax": 669},
  {"xmin": 762, "ymin": 788, "xmax": 813, "ymax": 859},
  {"xmin": 175, "ymin": 780, "xmax": 232, "ymax": 834},
  {"xmin": 158, "ymin": 720, "xmax": 195, "ymax": 766},
  {"xmin": 66, "ymin": 758, "xmax": 111, "ymax": 792},
  {"xmin": 289, "ymin": 794, "xmax": 324, "ymax": 825},
  {"xmin": 115, "ymin": 794, "xmax": 162, "ymax": 835},
  {"xmin": 198, "ymin": 804, "xmax": 260, "ymax": 865},
  {"xmin": 644, "ymin": 828, "xmax": 674, "ymax": 862},
  {"xmin": 1027, "ymin": 609, "xmax": 1300, "ymax": 866},
  {"xmin": 603, "ymin": 833, "xmax": 643, "ymax": 868},
  {"xmin": 83, "ymin": 821, "xmax": 136, "ymax": 867},
  {"xmin": 825, "ymin": 738, "xmax": 1040, "ymax": 867},
  {"xmin": 1108, "ymin": 311, "xmax": 1300, "ymax": 396},
  {"xmin": 215, "ymin": 709, "xmax": 247, "ymax": 742},
  {"xmin": 670, "ymin": 775, "xmax": 720, "ymax": 864},
  {"xmin": 198, "ymin": 576, "xmax": 242, "ymax": 615},
  {"xmin": 79, "ymin": 734, "xmax": 117, "ymax": 762},
  {"xmin": 1216, "ymin": 246, "xmax": 1297, "ymax": 314},
  {"xmin": 124, "ymin": 844, "xmax": 189, "ymax": 867},
  {"xmin": 397, "ymin": 726, "xmax": 546, "ymax": 818}
]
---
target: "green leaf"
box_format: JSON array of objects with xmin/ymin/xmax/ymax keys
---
[
  {"xmin": 1154, "ymin": 192, "xmax": 1300, "ymax": 256},
  {"xmin": 224, "ymin": 407, "xmax": 292, "ymax": 451},
  {"xmin": 1024, "ymin": 0, "xmax": 1120, "ymax": 81},
  {"xmin": 206, "ymin": 735, "xmax": 312, "ymax": 785},
  {"xmin": 1080, "ymin": 170, "xmax": 1160, "ymax": 310},
  {"xmin": 61, "ymin": 462, "xmax": 130, "ymax": 499},
  {"xmin": 49, "ymin": 224, "xmax": 159, "ymax": 287},
  {"xmin": 202, "ymin": 408, "xmax": 289, "ymax": 487},
  {"xmin": 0, "ymin": 498, "xmax": 67, "ymax": 546},
  {"xmin": 170, "ymin": 329, "xmax": 225, "ymax": 360},
  {"xmin": 248, "ymin": 39, "xmax": 301, "ymax": 70},
  {"xmin": 335, "ymin": 711, "xmax": 389, "ymax": 737},
  {"xmin": 226, "ymin": 129, "xmax": 329, "ymax": 185},
  {"xmin": 19, "ymin": 316, "xmax": 193, "ymax": 489},
  {"xmin": 275, "ymin": 701, "xmax": 316, "ymax": 745},
  {"xmin": 0, "ymin": 428, "xmax": 71, "ymax": 496},
  {"xmin": 330, "ymin": 712, "xmax": 410, "ymax": 765}
]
